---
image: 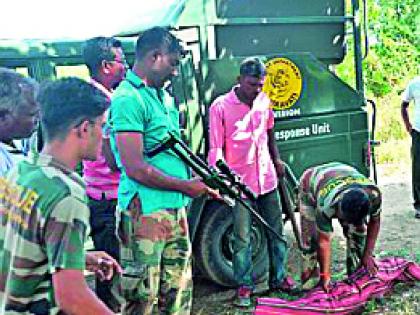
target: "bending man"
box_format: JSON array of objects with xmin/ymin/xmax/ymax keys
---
[{"xmin": 298, "ymin": 162, "xmax": 381, "ymax": 292}]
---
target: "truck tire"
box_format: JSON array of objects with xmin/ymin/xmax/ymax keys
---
[{"xmin": 193, "ymin": 200, "xmax": 268, "ymax": 287}]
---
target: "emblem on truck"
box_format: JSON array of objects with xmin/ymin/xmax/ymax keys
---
[{"xmin": 263, "ymin": 57, "xmax": 302, "ymax": 110}]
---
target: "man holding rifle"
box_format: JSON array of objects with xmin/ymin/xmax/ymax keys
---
[
  {"xmin": 208, "ymin": 57, "xmax": 295, "ymax": 307},
  {"xmin": 109, "ymin": 27, "xmax": 217, "ymax": 315}
]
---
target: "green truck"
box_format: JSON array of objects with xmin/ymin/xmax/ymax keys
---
[{"xmin": 0, "ymin": 0, "xmax": 376, "ymax": 287}]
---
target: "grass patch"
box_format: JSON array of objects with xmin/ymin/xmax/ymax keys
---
[
  {"xmin": 362, "ymin": 283, "xmax": 419, "ymax": 315},
  {"xmin": 375, "ymin": 138, "xmax": 411, "ymax": 166},
  {"xmin": 373, "ymin": 90, "xmax": 412, "ymax": 168}
]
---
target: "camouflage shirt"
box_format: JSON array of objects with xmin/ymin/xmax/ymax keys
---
[
  {"xmin": 299, "ymin": 162, "xmax": 381, "ymax": 233},
  {"xmin": 0, "ymin": 153, "xmax": 90, "ymax": 314}
]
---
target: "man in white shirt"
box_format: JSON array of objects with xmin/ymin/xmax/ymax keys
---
[
  {"xmin": 0, "ymin": 68, "xmax": 39, "ymax": 176},
  {"xmin": 401, "ymin": 76, "xmax": 420, "ymax": 218}
]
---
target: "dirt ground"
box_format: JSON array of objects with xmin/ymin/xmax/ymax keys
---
[{"xmin": 191, "ymin": 165, "xmax": 420, "ymax": 315}]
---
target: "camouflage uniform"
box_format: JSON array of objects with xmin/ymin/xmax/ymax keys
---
[
  {"xmin": 110, "ymin": 70, "xmax": 192, "ymax": 315},
  {"xmin": 116, "ymin": 203, "xmax": 192, "ymax": 315},
  {"xmin": 0, "ymin": 153, "xmax": 90, "ymax": 314},
  {"xmin": 298, "ymin": 162, "xmax": 381, "ymax": 279}
]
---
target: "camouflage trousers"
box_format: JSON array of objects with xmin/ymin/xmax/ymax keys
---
[
  {"xmin": 115, "ymin": 205, "xmax": 193, "ymax": 315},
  {"xmin": 300, "ymin": 216, "xmax": 367, "ymax": 283}
]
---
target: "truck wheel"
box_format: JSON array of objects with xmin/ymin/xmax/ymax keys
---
[{"xmin": 193, "ymin": 200, "xmax": 268, "ymax": 287}]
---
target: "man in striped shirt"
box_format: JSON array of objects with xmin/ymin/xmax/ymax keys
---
[
  {"xmin": 298, "ymin": 162, "xmax": 382, "ymax": 292},
  {"xmin": 82, "ymin": 37, "xmax": 128, "ymax": 312}
]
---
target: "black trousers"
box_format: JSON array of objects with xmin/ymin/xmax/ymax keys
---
[
  {"xmin": 88, "ymin": 196, "xmax": 120, "ymax": 312},
  {"xmin": 411, "ymin": 130, "xmax": 420, "ymax": 211}
]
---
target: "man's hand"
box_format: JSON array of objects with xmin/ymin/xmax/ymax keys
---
[
  {"xmin": 401, "ymin": 101, "xmax": 412, "ymax": 134},
  {"xmin": 319, "ymin": 275, "xmax": 332, "ymax": 293},
  {"xmin": 361, "ymin": 254, "xmax": 378, "ymax": 276},
  {"xmin": 274, "ymin": 160, "xmax": 285, "ymax": 178},
  {"xmin": 86, "ymin": 251, "xmax": 122, "ymax": 281},
  {"xmin": 405, "ymin": 122, "xmax": 412, "ymax": 134},
  {"xmin": 182, "ymin": 178, "xmax": 220, "ymax": 199}
]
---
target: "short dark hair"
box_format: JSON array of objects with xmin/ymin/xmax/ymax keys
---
[
  {"xmin": 339, "ymin": 187, "xmax": 370, "ymax": 225},
  {"xmin": 239, "ymin": 57, "xmax": 266, "ymax": 77},
  {"xmin": 37, "ymin": 77, "xmax": 109, "ymax": 141},
  {"xmin": 0, "ymin": 67, "xmax": 38, "ymax": 114},
  {"xmin": 135, "ymin": 27, "xmax": 185, "ymax": 60},
  {"xmin": 82, "ymin": 37, "xmax": 122, "ymax": 75}
]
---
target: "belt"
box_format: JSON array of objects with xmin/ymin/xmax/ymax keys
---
[{"xmin": 88, "ymin": 191, "xmax": 117, "ymax": 201}]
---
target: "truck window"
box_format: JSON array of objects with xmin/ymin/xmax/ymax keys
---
[
  {"xmin": 55, "ymin": 65, "xmax": 89, "ymax": 80},
  {"xmin": 15, "ymin": 67, "xmax": 29, "ymax": 77}
]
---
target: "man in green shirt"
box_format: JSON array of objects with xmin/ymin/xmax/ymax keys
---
[
  {"xmin": 110, "ymin": 27, "xmax": 216, "ymax": 315},
  {"xmin": 0, "ymin": 77, "xmax": 121, "ymax": 314},
  {"xmin": 298, "ymin": 162, "xmax": 382, "ymax": 292}
]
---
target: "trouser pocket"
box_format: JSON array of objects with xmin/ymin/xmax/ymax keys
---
[{"xmin": 117, "ymin": 194, "xmax": 142, "ymax": 247}]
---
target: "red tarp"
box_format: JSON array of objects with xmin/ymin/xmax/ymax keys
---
[{"xmin": 255, "ymin": 257, "xmax": 420, "ymax": 315}]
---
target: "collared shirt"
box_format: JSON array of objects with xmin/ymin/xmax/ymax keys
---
[
  {"xmin": 299, "ymin": 162, "xmax": 381, "ymax": 233},
  {"xmin": 208, "ymin": 87, "xmax": 277, "ymax": 196},
  {"xmin": 82, "ymin": 78, "xmax": 120, "ymax": 200},
  {"xmin": 0, "ymin": 153, "xmax": 89, "ymax": 314},
  {"xmin": 0, "ymin": 142, "xmax": 14, "ymax": 176},
  {"xmin": 109, "ymin": 70, "xmax": 190, "ymax": 214},
  {"xmin": 0, "ymin": 142, "xmax": 26, "ymax": 177},
  {"xmin": 402, "ymin": 76, "xmax": 420, "ymax": 132}
]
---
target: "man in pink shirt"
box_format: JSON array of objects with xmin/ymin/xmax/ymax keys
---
[
  {"xmin": 82, "ymin": 37, "xmax": 128, "ymax": 312},
  {"xmin": 208, "ymin": 58, "xmax": 294, "ymax": 307}
]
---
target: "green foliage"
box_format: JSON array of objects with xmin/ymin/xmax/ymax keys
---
[
  {"xmin": 338, "ymin": 0, "xmax": 419, "ymax": 98},
  {"xmin": 365, "ymin": 0, "xmax": 419, "ymax": 97},
  {"xmin": 370, "ymin": 0, "xmax": 418, "ymax": 163},
  {"xmin": 337, "ymin": 0, "xmax": 419, "ymax": 165},
  {"xmin": 374, "ymin": 93, "xmax": 406, "ymax": 141}
]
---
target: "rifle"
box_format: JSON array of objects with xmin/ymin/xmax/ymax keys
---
[
  {"xmin": 278, "ymin": 164, "xmax": 316, "ymax": 254},
  {"xmin": 146, "ymin": 131, "xmax": 317, "ymax": 254},
  {"xmin": 147, "ymin": 131, "xmax": 314, "ymax": 254}
]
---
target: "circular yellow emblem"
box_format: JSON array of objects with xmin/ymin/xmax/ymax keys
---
[{"xmin": 263, "ymin": 57, "xmax": 302, "ymax": 110}]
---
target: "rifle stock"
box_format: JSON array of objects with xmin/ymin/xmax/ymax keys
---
[{"xmin": 278, "ymin": 173, "xmax": 315, "ymax": 255}]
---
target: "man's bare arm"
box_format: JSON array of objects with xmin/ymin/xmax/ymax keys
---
[
  {"xmin": 102, "ymin": 138, "xmax": 118, "ymax": 172},
  {"xmin": 116, "ymin": 132, "xmax": 209, "ymax": 198},
  {"xmin": 317, "ymin": 230, "xmax": 332, "ymax": 292},
  {"xmin": 361, "ymin": 215, "xmax": 381, "ymax": 275},
  {"xmin": 53, "ymin": 270, "xmax": 114, "ymax": 315},
  {"xmin": 401, "ymin": 101, "xmax": 412, "ymax": 133},
  {"xmin": 268, "ymin": 128, "xmax": 284, "ymax": 177}
]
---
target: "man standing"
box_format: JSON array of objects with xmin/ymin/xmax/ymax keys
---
[
  {"xmin": 298, "ymin": 162, "xmax": 382, "ymax": 292},
  {"xmin": 0, "ymin": 68, "xmax": 39, "ymax": 175},
  {"xmin": 208, "ymin": 57, "xmax": 293, "ymax": 307},
  {"xmin": 110, "ymin": 27, "xmax": 216, "ymax": 315},
  {"xmin": 401, "ymin": 76, "xmax": 420, "ymax": 219},
  {"xmin": 0, "ymin": 77, "xmax": 121, "ymax": 314},
  {"xmin": 82, "ymin": 36, "xmax": 127, "ymax": 311}
]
